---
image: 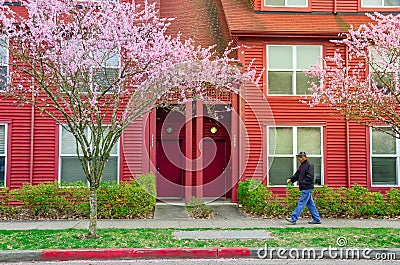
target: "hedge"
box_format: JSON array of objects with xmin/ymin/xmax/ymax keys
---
[
  {"xmin": 0, "ymin": 173, "xmax": 156, "ymax": 220},
  {"xmin": 238, "ymin": 179, "xmax": 400, "ymax": 218}
]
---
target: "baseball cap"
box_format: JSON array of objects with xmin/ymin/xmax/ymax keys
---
[{"xmin": 296, "ymin": 151, "xmax": 307, "ymax": 157}]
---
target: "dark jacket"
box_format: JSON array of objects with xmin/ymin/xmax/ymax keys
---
[{"xmin": 290, "ymin": 159, "xmax": 315, "ymax": 190}]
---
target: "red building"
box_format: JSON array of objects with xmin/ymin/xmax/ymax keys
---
[{"xmin": 0, "ymin": 0, "xmax": 399, "ymax": 201}]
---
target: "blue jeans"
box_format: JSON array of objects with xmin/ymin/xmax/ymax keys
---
[{"xmin": 291, "ymin": 189, "xmax": 321, "ymax": 222}]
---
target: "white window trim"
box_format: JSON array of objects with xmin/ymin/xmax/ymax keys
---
[
  {"xmin": 0, "ymin": 124, "xmax": 7, "ymax": 188},
  {"xmin": 370, "ymin": 127, "xmax": 400, "ymax": 187},
  {"xmin": 266, "ymin": 45, "xmax": 322, "ymax": 96},
  {"xmin": 265, "ymin": 0, "xmax": 308, "ymax": 7},
  {"xmin": 0, "ymin": 39, "xmax": 9, "ymax": 92},
  {"xmin": 58, "ymin": 125, "xmax": 120, "ymax": 186},
  {"xmin": 362, "ymin": 0, "xmax": 400, "ymax": 7},
  {"xmin": 267, "ymin": 125, "xmax": 324, "ymax": 187}
]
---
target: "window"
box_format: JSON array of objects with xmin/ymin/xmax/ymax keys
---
[
  {"xmin": 0, "ymin": 125, "xmax": 6, "ymax": 188},
  {"xmin": 92, "ymin": 49, "xmax": 120, "ymax": 90},
  {"xmin": 0, "ymin": 39, "xmax": 8, "ymax": 91},
  {"xmin": 59, "ymin": 126, "xmax": 119, "ymax": 185},
  {"xmin": 267, "ymin": 45, "xmax": 321, "ymax": 95},
  {"xmin": 371, "ymin": 128, "xmax": 399, "ymax": 186},
  {"xmin": 362, "ymin": 0, "xmax": 400, "ymax": 7},
  {"xmin": 268, "ymin": 126, "xmax": 323, "ymax": 186},
  {"xmin": 265, "ymin": 0, "xmax": 307, "ymax": 7},
  {"xmin": 62, "ymin": 41, "xmax": 120, "ymax": 93},
  {"xmin": 369, "ymin": 46, "xmax": 398, "ymax": 92}
]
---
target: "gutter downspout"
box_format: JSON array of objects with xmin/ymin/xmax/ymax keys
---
[
  {"xmin": 29, "ymin": 78, "xmax": 34, "ymax": 184},
  {"xmin": 345, "ymin": 46, "xmax": 351, "ymax": 188},
  {"xmin": 333, "ymin": 0, "xmax": 337, "ymax": 14}
]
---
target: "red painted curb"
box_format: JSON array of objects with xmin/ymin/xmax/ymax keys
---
[
  {"xmin": 217, "ymin": 248, "xmax": 251, "ymax": 258},
  {"xmin": 40, "ymin": 248, "xmax": 218, "ymax": 261}
]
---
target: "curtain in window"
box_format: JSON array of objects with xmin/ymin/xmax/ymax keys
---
[{"xmin": 269, "ymin": 127, "xmax": 293, "ymax": 155}]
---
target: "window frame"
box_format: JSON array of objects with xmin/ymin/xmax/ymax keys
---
[
  {"xmin": 0, "ymin": 124, "xmax": 7, "ymax": 189},
  {"xmin": 58, "ymin": 125, "xmax": 120, "ymax": 186},
  {"xmin": 368, "ymin": 46, "xmax": 399, "ymax": 92},
  {"xmin": 0, "ymin": 39, "xmax": 9, "ymax": 92},
  {"xmin": 361, "ymin": 0, "xmax": 400, "ymax": 7},
  {"xmin": 267, "ymin": 125, "xmax": 324, "ymax": 187},
  {"xmin": 264, "ymin": 0, "xmax": 308, "ymax": 7},
  {"xmin": 370, "ymin": 127, "xmax": 400, "ymax": 187},
  {"xmin": 91, "ymin": 48, "xmax": 121, "ymax": 92},
  {"xmin": 266, "ymin": 45, "xmax": 322, "ymax": 96},
  {"xmin": 262, "ymin": 0, "xmax": 311, "ymax": 11}
]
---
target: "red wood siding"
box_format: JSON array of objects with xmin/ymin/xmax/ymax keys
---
[
  {"xmin": 5, "ymin": 105, "xmax": 32, "ymax": 189},
  {"xmin": 311, "ymin": 0, "xmax": 334, "ymax": 12},
  {"xmin": 121, "ymin": 117, "xmax": 144, "ymax": 181},
  {"xmin": 324, "ymin": 120, "xmax": 347, "ymax": 187},
  {"xmin": 32, "ymin": 114, "xmax": 57, "ymax": 184},
  {"xmin": 349, "ymin": 122, "xmax": 368, "ymax": 186},
  {"xmin": 336, "ymin": 0, "xmax": 359, "ymax": 12},
  {"xmin": 240, "ymin": 41, "xmax": 267, "ymax": 181}
]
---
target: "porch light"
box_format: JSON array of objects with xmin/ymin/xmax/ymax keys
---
[{"xmin": 210, "ymin": 126, "xmax": 218, "ymax": 134}]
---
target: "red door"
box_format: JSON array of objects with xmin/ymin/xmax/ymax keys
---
[
  {"xmin": 156, "ymin": 139, "xmax": 184, "ymax": 198},
  {"xmin": 202, "ymin": 139, "xmax": 228, "ymax": 198}
]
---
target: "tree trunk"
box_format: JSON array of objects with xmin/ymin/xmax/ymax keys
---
[{"xmin": 88, "ymin": 186, "xmax": 98, "ymax": 238}]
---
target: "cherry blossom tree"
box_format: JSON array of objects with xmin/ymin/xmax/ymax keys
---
[
  {"xmin": 306, "ymin": 12, "xmax": 400, "ymax": 138},
  {"xmin": 0, "ymin": 0, "xmax": 257, "ymax": 237}
]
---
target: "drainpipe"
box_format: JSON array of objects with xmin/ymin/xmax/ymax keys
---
[
  {"xmin": 333, "ymin": 0, "xmax": 337, "ymax": 14},
  {"xmin": 345, "ymin": 46, "xmax": 351, "ymax": 188},
  {"xmin": 29, "ymin": 78, "xmax": 35, "ymax": 184}
]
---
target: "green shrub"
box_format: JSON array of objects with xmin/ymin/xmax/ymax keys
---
[
  {"xmin": 238, "ymin": 179, "xmax": 287, "ymax": 215},
  {"xmin": 342, "ymin": 184, "xmax": 389, "ymax": 218},
  {"xmin": 238, "ymin": 180, "xmax": 400, "ymax": 219},
  {"xmin": 386, "ymin": 188, "xmax": 400, "ymax": 216},
  {"xmin": 12, "ymin": 182, "xmax": 76, "ymax": 217},
  {"xmin": 0, "ymin": 187, "xmax": 14, "ymax": 216},
  {"xmin": 5, "ymin": 174, "xmax": 156, "ymax": 219},
  {"xmin": 97, "ymin": 177, "xmax": 156, "ymax": 219},
  {"xmin": 285, "ymin": 184, "xmax": 301, "ymax": 212},
  {"xmin": 313, "ymin": 185, "xmax": 346, "ymax": 216},
  {"xmin": 136, "ymin": 173, "xmax": 157, "ymax": 197},
  {"xmin": 238, "ymin": 180, "xmax": 268, "ymax": 214}
]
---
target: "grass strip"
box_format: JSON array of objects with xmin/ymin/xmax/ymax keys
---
[{"xmin": 0, "ymin": 228, "xmax": 399, "ymax": 250}]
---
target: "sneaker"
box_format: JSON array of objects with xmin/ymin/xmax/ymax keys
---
[
  {"xmin": 308, "ymin": 220, "xmax": 321, "ymax": 224},
  {"xmin": 285, "ymin": 218, "xmax": 296, "ymax": 224}
]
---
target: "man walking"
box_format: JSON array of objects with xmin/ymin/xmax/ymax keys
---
[{"xmin": 286, "ymin": 151, "xmax": 321, "ymax": 225}]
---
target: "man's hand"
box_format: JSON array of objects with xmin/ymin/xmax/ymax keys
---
[{"xmin": 287, "ymin": 178, "xmax": 292, "ymax": 184}]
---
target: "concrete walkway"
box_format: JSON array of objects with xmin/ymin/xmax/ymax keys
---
[{"xmin": 0, "ymin": 202, "xmax": 399, "ymax": 230}]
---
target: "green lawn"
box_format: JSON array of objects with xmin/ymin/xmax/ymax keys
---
[{"xmin": 0, "ymin": 228, "xmax": 399, "ymax": 250}]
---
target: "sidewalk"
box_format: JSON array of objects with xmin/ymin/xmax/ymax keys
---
[
  {"xmin": 0, "ymin": 203, "xmax": 399, "ymax": 262},
  {"xmin": 0, "ymin": 217, "xmax": 399, "ymax": 230}
]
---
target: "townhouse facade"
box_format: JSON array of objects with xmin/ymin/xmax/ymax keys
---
[{"xmin": 0, "ymin": 0, "xmax": 399, "ymax": 201}]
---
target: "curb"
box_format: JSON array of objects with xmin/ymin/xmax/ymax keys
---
[
  {"xmin": 252, "ymin": 247, "xmax": 400, "ymax": 260},
  {"xmin": 0, "ymin": 248, "xmax": 399, "ymax": 262},
  {"xmin": 1, "ymin": 248, "xmax": 249, "ymax": 262}
]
